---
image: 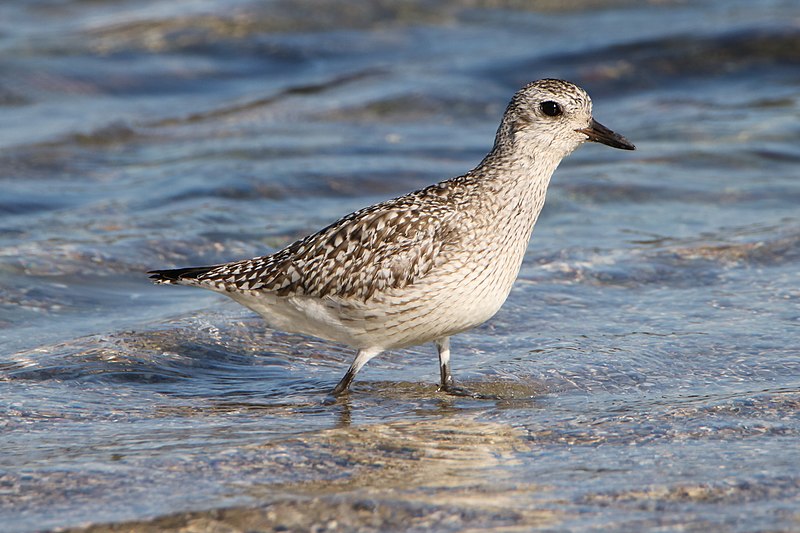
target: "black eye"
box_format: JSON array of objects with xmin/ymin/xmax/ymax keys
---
[{"xmin": 540, "ymin": 101, "xmax": 563, "ymax": 117}]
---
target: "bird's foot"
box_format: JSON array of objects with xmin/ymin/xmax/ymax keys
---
[
  {"xmin": 438, "ymin": 382, "xmax": 495, "ymax": 400},
  {"xmin": 321, "ymin": 393, "xmax": 342, "ymax": 406}
]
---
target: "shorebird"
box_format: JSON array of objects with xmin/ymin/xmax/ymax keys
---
[{"xmin": 150, "ymin": 79, "xmax": 635, "ymax": 396}]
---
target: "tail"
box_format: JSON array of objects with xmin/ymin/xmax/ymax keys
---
[{"xmin": 148, "ymin": 265, "xmax": 220, "ymax": 285}]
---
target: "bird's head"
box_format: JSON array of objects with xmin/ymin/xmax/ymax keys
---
[{"xmin": 498, "ymin": 78, "xmax": 635, "ymax": 159}]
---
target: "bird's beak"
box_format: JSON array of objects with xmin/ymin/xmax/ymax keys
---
[{"xmin": 576, "ymin": 119, "xmax": 636, "ymax": 150}]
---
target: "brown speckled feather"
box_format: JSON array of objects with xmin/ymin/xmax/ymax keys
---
[{"xmin": 190, "ymin": 179, "xmax": 467, "ymax": 301}]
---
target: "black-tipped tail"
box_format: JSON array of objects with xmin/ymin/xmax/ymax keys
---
[{"xmin": 148, "ymin": 265, "xmax": 219, "ymax": 284}]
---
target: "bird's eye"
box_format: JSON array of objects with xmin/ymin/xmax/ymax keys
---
[{"xmin": 540, "ymin": 101, "xmax": 563, "ymax": 117}]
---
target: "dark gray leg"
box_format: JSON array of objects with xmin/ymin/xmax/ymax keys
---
[
  {"xmin": 434, "ymin": 337, "xmax": 489, "ymax": 399},
  {"xmin": 331, "ymin": 348, "xmax": 382, "ymax": 396},
  {"xmin": 331, "ymin": 366, "xmax": 357, "ymax": 396},
  {"xmin": 435, "ymin": 337, "xmax": 453, "ymax": 390}
]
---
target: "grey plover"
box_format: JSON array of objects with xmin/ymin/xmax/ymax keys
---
[{"xmin": 150, "ymin": 79, "xmax": 635, "ymax": 396}]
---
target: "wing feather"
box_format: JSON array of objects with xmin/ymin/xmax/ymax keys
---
[{"xmin": 195, "ymin": 183, "xmax": 463, "ymax": 301}]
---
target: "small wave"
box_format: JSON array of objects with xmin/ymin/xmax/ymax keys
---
[{"xmin": 496, "ymin": 26, "xmax": 800, "ymax": 93}]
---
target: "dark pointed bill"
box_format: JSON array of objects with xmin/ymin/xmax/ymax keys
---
[{"xmin": 577, "ymin": 119, "xmax": 636, "ymax": 150}]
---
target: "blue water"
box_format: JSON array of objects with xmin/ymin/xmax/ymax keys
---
[{"xmin": 2, "ymin": 1, "xmax": 800, "ymax": 531}]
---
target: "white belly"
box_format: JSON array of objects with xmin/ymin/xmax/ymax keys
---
[{"xmin": 224, "ymin": 240, "xmax": 524, "ymax": 351}]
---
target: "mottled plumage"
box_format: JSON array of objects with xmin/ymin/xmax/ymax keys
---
[
  {"xmin": 150, "ymin": 79, "xmax": 635, "ymax": 396},
  {"xmin": 180, "ymin": 184, "xmax": 462, "ymax": 300}
]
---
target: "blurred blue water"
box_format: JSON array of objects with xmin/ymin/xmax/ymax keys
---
[{"xmin": 1, "ymin": 0, "xmax": 799, "ymax": 531}]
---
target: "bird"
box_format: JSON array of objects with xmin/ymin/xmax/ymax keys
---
[{"xmin": 149, "ymin": 78, "xmax": 635, "ymax": 396}]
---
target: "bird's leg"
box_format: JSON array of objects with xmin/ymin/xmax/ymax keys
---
[
  {"xmin": 331, "ymin": 348, "xmax": 382, "ymax": 396},
  {"xmin": 435, "ymin": 337, "xmax": 490, "ymax": 399},
  {"xmin": 435, "ymin": 337, "xmax": 453, "ymax": 390},
  {"xmin": 331, "ymin": 367, "xmax": 357, "ymax": 397}
]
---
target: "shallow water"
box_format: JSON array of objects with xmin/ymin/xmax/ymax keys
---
[{"xmin": 2, "ymin": 0, "xmax": 800, "ymax": 531}]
